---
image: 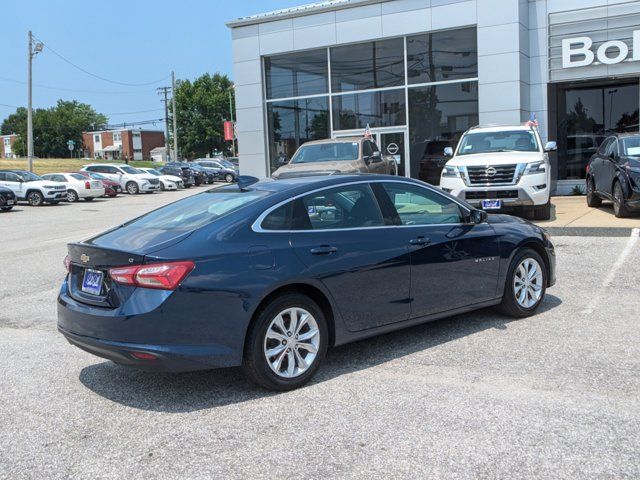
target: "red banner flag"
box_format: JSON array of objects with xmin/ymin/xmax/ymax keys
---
[{"xmin": 224, "ymin": 121, "xmax": 235, "ymax": 141}]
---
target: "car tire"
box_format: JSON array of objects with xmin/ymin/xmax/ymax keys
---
[
  {"xmin": 66, "ymin": 190, "xmax": 79, "ymax": 202},
  {"xmin": 160, "ymin": 182, "xmax": 166, "ymax": 191},
  {"xmin": 498, "ymin": 248, "xmax": 547, "ymax": 318},
  {"xmin": 126, "ymin": 181, "xmax": 139, "ymax": 195},
  {"xmin": 586, "ymin": 177, "xmax": 602, "ymax": 207},
  {"xmin": 613, "ymin": 181, "xmax": 629, "ymax": 218},
  {"xmin": 1, "ymin": 207, "xmax": 13, "ymax": 212},
  {"xmin": 533, "ymin": 201, "xmax": 551, "ymax": 221},
  {"xmin": 225, "ymin": 173, "xmax": 234, "ymax": 183},
  {"xmin": 243, "ymin": 293, "xmax": 328, "ymax": 391},
  {"xmin": 27, "ymin": 191, "xmax": 44, "ymax": 206}
]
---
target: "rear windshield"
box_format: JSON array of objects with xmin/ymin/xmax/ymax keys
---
[
  {"xmin": 291, "ymin": 143, "xmax": 359, "ymax": 164},
  {"xmin": 122, "ymin": 189, "xmax": 269, "ymax": 231},
  {"xmin": 458, "ymin": 131, "xmax": 539, "ymax": 155}
]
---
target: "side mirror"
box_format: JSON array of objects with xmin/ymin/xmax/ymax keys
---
[
  {"xmin": 371, "ymin": 151, "xmax": 382, "ymax": 162},
  {"xmin": 444, "ymin": 146, "xmax": 454, "ymax": 157},
  {"xmin": 544, "ymin": 141, "xmax": 557, "ymax": 152},
  {"xmin": 469, "ymin": 209, "xmax": 488, "ymax": 224}
]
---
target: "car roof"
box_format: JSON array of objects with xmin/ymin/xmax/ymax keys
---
[
  {"xmin": 467, "ymin": 125, "xmax": 535, "ymax": 133},
  {"xmin": 610, "ymin": 132, "xmax": 640, "ymax": 138},
  {"xmin": 300, "ymin": 137, "xmax": 365, "ymax": 146}
]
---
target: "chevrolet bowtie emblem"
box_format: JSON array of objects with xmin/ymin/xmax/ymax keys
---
[{"xmin": 80, "ymin": 254, "xmax": 90, "ymax": 264}]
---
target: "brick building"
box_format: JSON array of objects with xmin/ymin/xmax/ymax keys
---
[
  {"xmin": 0, "ymin": 134, "xmax": 18, "ymax": 158},
  {"xmin": 82, "ymin": 129, "xmax": 165, "ymax": 161}
]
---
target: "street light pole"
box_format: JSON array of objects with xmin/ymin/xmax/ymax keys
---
[
  {"xmin": 27, "ymin": 31, "xmax": 33, "ymax": 172},
  {"xmin": 171, "ymin": 71, "xmax": 178, "ymax": 161},
  {"xmin": 228, "ymin": 85, "xmax": 236, "ymax": 156}
]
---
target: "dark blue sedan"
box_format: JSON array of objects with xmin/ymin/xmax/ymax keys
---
[{"xmin": 58, "ymin": 175, "xmax": 556, "ymax": 391}]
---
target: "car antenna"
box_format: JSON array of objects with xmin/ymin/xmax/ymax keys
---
[{"xmin": 236, "ymin": 175, "xmax": 259, "ymax": 191}]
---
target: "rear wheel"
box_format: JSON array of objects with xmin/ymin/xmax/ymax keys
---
[
  {"xmin": 225, "ymin": 173, "xmax": 234, "ymax": 183},
  {"xmin": 586, "ymin": 177, "xmax": 602, "ymax": 207},
  {"xmin": 533, "ymin": 201, "xmax": 551, "ymax": 220},
  {"xmin": 613, "ymin": 181, "xmax": 629, "ymax": 218},
  {"xmin": 27, "ymin": 191, "xmax": 44, "ymax": 206},
  {"xmin": 243, "ymin": 293, "xmax": 328, "ymax": 391},
  {"xmin": 126, "ymin": 181, "xmax": 139, "ymax": 195},
  {"xmin": 498, "ymin": 248, "xmax": 547, "ymax": 318},
  {"xmin": 66, "ymin": 190, "xmax": 79, "ymax": 202}
]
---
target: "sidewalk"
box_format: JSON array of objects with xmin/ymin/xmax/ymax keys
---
[{"xmin": 534, "ymin": 196, "xmax": 640, "ymax": 236}]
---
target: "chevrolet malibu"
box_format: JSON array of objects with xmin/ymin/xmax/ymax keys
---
[{"xmin": 58, "ymin": 175, "xmax": 556, "ymax": 391}]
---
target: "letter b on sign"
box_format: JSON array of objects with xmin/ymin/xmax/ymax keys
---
[{"xmin": 562, "ymin": 37, "xmax": 594, "ymax": 68}]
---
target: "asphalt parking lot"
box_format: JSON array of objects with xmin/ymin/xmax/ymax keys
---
[{"xmin": 1, "ymin": 191, "xmax": 639, "ymax": 479}]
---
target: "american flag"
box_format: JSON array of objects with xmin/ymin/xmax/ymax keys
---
[
  {"xmin": 364, "ymin": 123, "xmax": 372, "ymax": 139},
  {"xmin": 526, "ymin": 112, "xmax": 539, "ymax": 128}
]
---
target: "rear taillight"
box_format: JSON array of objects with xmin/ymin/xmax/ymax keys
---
[
  {"xmin": 109, "ymin": 261, "xmax": 195, "ymax": 290},
  {"xmin": 63, "ymin": 255, "xmax": 71, "ymax": 272},
  {"xmin": 585, "ymin": 165, "xmax": 590, "ymax": 174},
  {"xmin": 85, "ymin": 181, "xmax": 91, "ymax": 189}
]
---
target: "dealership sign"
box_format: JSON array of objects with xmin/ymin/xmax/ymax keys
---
[{"xmin": 562, "ymin": 31, "xmax": 640, "ymax": 68}]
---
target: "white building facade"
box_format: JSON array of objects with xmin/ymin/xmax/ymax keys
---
[{"xmin": 227, "ymin": 0, "xmax": 640, "ymax": 193}]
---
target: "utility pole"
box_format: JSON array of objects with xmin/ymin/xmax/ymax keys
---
[
  {"xmin": 228, "ymin": 85, "xmax": 236, "ymax": 156},
  {"xmin": 27, "ymin": 31, "xmax": 42, "ymax": 172},
  {"xmin": 157, "ymin": 85, "xmax": 171, "ymax": 161},
  {"xmin": 171, "ymin": 71, "xmax": 178, "ymax": 161}
]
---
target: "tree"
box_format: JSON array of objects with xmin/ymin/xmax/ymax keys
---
[
  {"xmin": 172, "ymin": 73, "xmax": 234, "ymax": 159},
  {"xmin": 0, "ymin": 100, "xmax": 107, "ymax": 158}
]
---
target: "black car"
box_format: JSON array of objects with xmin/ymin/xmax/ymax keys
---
[
  {"xmin": 187, "ymin": 163, "xmax": 217, "ymax": 184},
  {"xmin": 195, "ymin": 159, "xmax": 238, "ymax": 183},
  {"xmin": 586, "ymin": 133, "xmax": 640, "ymax": 217},
  {"xmin": 0, "ymin": 186, "xmax": 16, "ymax": 212},
  {"xmin": 159, "ymin": 165, "xmax": 195, "ymax": 188},
  {"xmin": 165, "ymin": 162, "xmax": 205, "ymax": 186}
]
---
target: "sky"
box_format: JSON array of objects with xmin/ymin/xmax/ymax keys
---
[{"xmin": 0, "ymin": 0, "xmax": 304, "ymax": 129}]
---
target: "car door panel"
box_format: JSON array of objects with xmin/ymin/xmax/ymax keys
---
[{"xmin": 592, "ymin": 138, "xmax": 610, "ymax": 193}]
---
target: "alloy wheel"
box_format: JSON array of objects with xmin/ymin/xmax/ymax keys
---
[
  {"xmin": 67, "ymin": 190, "xmax": 78, "ymax": 202},
  {"xmin": 513, "ymin": 258, "xmax": 543, "ymax": 309},
  {"xmin": 614, "ymin": 183, "xmax": 623, "ymax": 216},
  {"xmin": 263, "ymin": 307, "xmax": 320, "ymax": 378}
]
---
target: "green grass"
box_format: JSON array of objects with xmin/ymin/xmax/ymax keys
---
[{"xmin": 0, "ymin": 158, "xmax": 159, "ymax": 175}]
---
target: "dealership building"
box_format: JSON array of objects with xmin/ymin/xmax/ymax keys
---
[{"xmin": 227, "ymin": 0, "xmax": 640, "ymax": 193}]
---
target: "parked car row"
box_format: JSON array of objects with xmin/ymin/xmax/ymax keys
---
[{"xmin": 0, "ymin": 162, "xmax": 235, "ymax": 212}]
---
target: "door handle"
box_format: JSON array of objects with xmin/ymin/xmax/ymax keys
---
[
  {"xmin": 310, "ymin": 245, "xmax": 338, "ymax": 255},
  {"xmin": 409, "ymin": 236, "xmax": 430, "ymax": 246}
]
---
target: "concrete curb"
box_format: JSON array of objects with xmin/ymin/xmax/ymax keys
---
[{"xmin": 545, "ymin": 227, "xmax": 640, "ymax": 237}]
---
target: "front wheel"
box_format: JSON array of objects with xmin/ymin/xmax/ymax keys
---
[
  {"xmin": 498, "ymin": 248, "xmax": 547, "ymax": 318},
  {"xmin": 613, "ymin": 181, "xmax": 629, "ymax": 218},
  {"xmin": 586, "ymin": 177, "xmax": 602, "ymax": 207},
  {"xmin": 243, "ymin": 294, "xmax": 328, "ymax": 391},
  {"xmin": 126, "ymin": 181, "xmax": 139, "ymax": 195},
  {"xmin": 27, "ymin": 191, "xmax": 44, "ymax": 206},
  {"xmin": 160, "ymin": 182, "xmax": 166, "ymax": 191}
]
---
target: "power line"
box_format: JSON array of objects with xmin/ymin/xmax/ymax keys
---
[
  {"xmin": 33, "ymin": 35, "xmax": 171, "ymax": 87},
  {"xmin": 0, "ymin": 102, "xmax": 20, "ymax": 109},
  {"xmin": 104, "ymin": 108, "xmax": 164, "ymax": 116},
  {"xmin": 0, "ymin": 76, "xmax": 157, "ymax": 95}
]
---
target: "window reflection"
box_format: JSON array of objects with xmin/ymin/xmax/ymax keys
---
[
  {"xmin": 332, "ymin": 89, "xmax": 406, "ymax": 130},
  {"xmin": 407, "ymin": 27, "xmax": 477, "ymax": 84},
  {"xmin": 267, "ymin": 97, "xmax": 330, "ymax": 173},
  {"xmin": 557, "ymin": 82, "xmax": 639, "ymax": 180},
  {"xmin": 408, "ymin": 82, "xmax": 478, "ymax": 185},
  {"xmin": 330, "ymin": 38, "xmax": 405, "ymax": 92},
  {"xmin": 265, "ymin": 49, "xmax": 328, "ymax": 99}
]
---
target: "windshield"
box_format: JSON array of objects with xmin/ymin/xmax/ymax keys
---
[
  {"xmin": 458, "ymin": 131, "xmax": 539, "ymax": 155},
  {"xmin": 120, "ymin": 166, "xmax": 141, "ymax": 174},
  {"xmin": 120, "ymin": 189, "xmax": 269, "ymax": 231},
  {"xmin": 291, "ymin": 143, "xmax": 359, "ymax": 164},
  {"xmin": 146, "ymin": 169, "xmax": 161, "ymax": 176},
  {"xmin": 16, "ymin": 171, "xmax": 42, "ymax": 182},
  {"xmin": 621, "ymin": 136, "xmax": 640, "ymax": 156}
]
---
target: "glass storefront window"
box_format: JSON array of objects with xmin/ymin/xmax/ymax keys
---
[
  {"xmin": 407, "ymin": 27, "xmax": 477, "ymax": 84},
  {"xmin": 556, "ymin": 81, "xmax": 639, "ymax": 180},
  {"xmin": 330, "ymin": 38, "xmax": 405, "ymax": 92},
  {"xmin": 264, "ymin": 49, "xmax": 328, "ymax": 99},
  {"xmin": 408, "ymin": 82, "xmax": 478, "ymax": 184},
  {"xmin": 332, "ymin": 89, "xmax": 406, "ymax": 130},
  {"xmin": 267, "ymin": 97, "xmax": 330, "ymax": 173}
]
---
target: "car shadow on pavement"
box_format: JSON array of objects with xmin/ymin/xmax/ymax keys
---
[{"xmin": 78, "ymin": 294, "xmax": 562, "ymax": 413}]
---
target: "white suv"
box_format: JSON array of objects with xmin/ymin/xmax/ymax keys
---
[
  {"xmin": 81, "ymin": 164, "xmax": 160, "ymax": 194},
  {"xmin": 440, "ymin": 125, "xmax": 556, "ymax": 220},
  {"xmin": 0, "ymin": 170, "xmax": 67, "ymax": 206}
]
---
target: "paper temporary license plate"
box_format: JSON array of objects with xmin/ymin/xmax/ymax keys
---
[
  {"xmin": 481, "ymin": 199, "xmax": 502, "ymax": 210},
  {"xmin": 81, "ymin": 269, "xmax": 104, "ymax": 296}
]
